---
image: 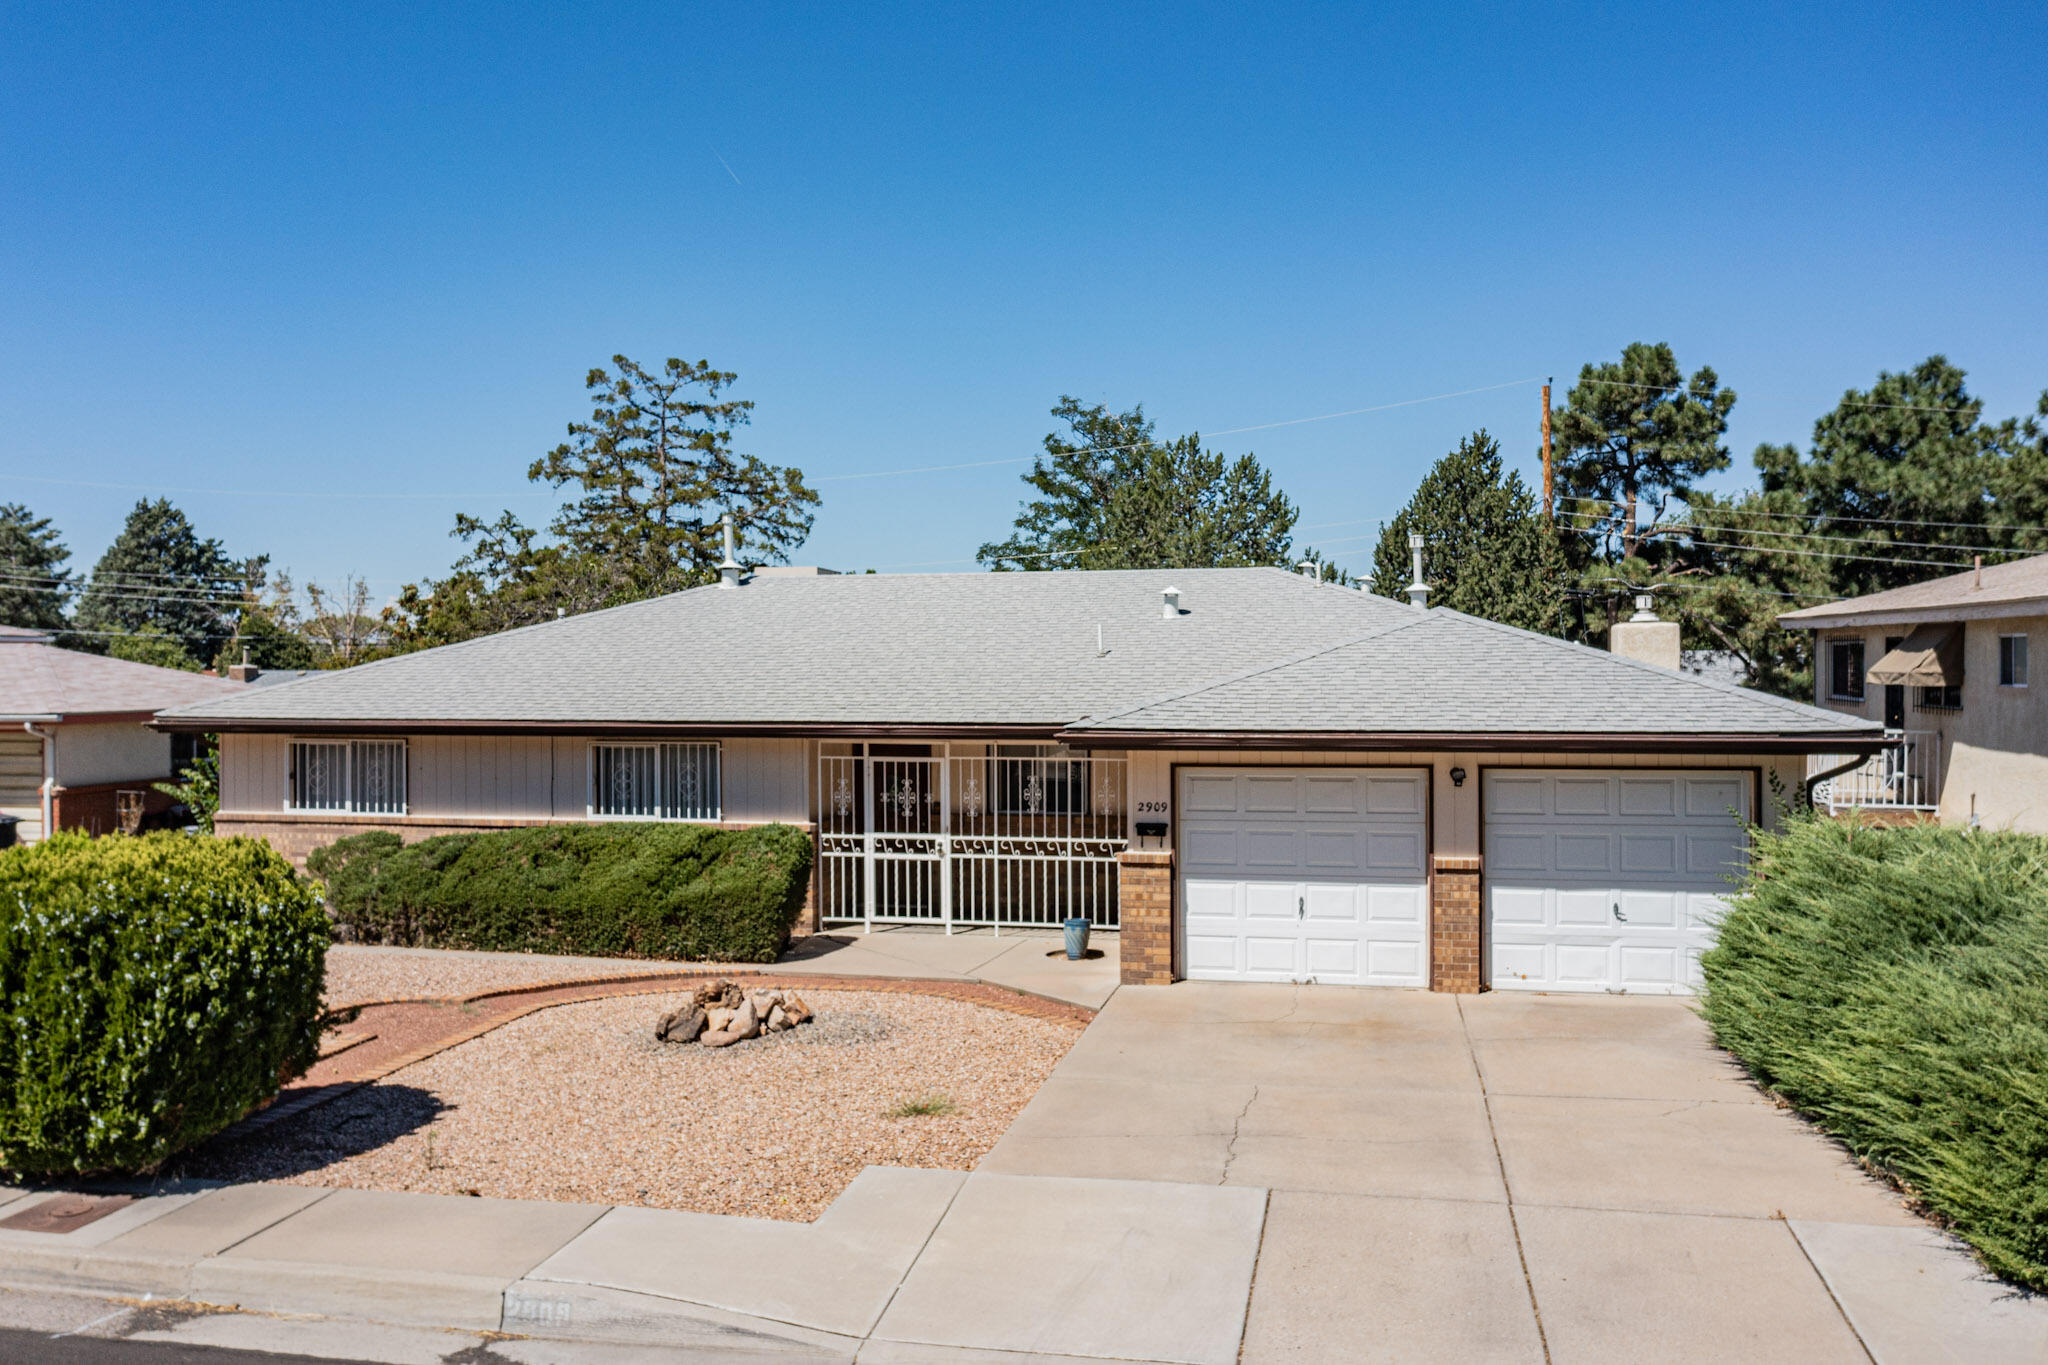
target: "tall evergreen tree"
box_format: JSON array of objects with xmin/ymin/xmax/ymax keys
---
[
  {"xmin": 74, "ymin": 499, "xmax": 258, "ymax": 665},
  {"xmin": 1369, "ymin": 431, "xmax": 1561, "ymax": 632},
  {"xmin": 0, "ymin": 503, "xmax": 73, "ymax": 632},
  {"xmin": 1552, "ymin": 343, "xmax": 1736, "ymax": 560},
  {"xmin": 979, "ymin": 398, "xmax": 1329, "ymax": 574}
]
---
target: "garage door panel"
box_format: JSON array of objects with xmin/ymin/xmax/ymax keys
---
[
  {"xmin": 1485, "ymin": 770, "xmax": 1750, "ymax": 996},
  {"xmin": 1366, "ymin": 884, "xmax": 1426, "ymax": 924},
  {"xmin": 1618, "ymin": 834, "xmax": 1679, "ymax": 874},
  {"xmin": 1364, "ymin": 775, "xmax": 1426, "ymax": 816},
  {"xmin": 1243, "ymin": 776, "xmax": 1301, "ymax": 812},
  {"xmin": 1242, "ymin": 828, "xmax": 1301, "ymax": 869},
  {"xmin": 1618, "ymin": 778, "xmax": 1678, "ymax": 817},
  {"xmin": 1553, "ymin": 778, "xmax": 1612, "ymax": 816},
  {"xmin": 1303, "ymin": 776, "xmax": 1361, "ymax": 814},
  {"xmin": 1177, "ymin": 766, "xmax": 1428, "ymax": 987},
  {"xmin": 1182, "ymin": 776, "xmax": 1241, "ymax": 813},
  {"xmin": 1182, "ymin": 826, "xmax": 1239, "ymax": 867},
  {"xmin": 1555, "ymin": 834, "xmax": 1612, "ymax": 873},
  {"xmin": 1489, "ymin": 832, "xmax": 1548, "ymax": 872}
]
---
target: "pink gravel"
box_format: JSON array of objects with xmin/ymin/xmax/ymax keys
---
[{"xmin": 323, "ymin": 945, "xmax": 720, "ymax": 1007}]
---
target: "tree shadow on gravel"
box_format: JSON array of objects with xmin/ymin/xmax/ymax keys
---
[{"xmin": 171, "ymin": 1084, "xmax": 449, "ymax": 1184}]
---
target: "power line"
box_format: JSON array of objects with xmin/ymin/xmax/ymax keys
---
[{"xmin": 1565, "ymin": 496, "xmax": 2048, "ymax": 539}]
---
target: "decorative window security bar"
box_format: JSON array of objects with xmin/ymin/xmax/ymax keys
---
[
  {"xmin": 288, "ymin": 739, "xmax": 407, "ymax": 815},
  {"xmin": 817, "ymin": 744, "xmax": 1127, "ymax": 933},
  {"xmin": 1809, "ymin": 729, "xmax": 1941, "ymax": 813}
]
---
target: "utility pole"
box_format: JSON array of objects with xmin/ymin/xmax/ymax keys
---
[{"xmin": 1541, "ymin": 378, "xmax": 1554, "ymax": 525}]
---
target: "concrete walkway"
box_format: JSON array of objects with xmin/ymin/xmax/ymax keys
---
[
  {"xmin": 777, "ymin": 924, "xmax": 1120, "ymax": 1010},
  {"xmin": 984, "ymin": 983, "xmax": 2048, "ymax": 1363}
]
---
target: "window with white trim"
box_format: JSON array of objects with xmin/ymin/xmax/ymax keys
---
[
  {"xmin": 2001, "ymin": 633, "xmax": 2028, "ymax": 687},
  {"xmin": 590, "ymin": 743, "xmax": 721, "ymax": 821},
  {"xmin": 289, "ymin": 740, "xmax": 407, "ymax": 814}
]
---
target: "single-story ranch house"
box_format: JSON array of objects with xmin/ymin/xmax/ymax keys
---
[{"xmin": 156, "ymin": 567, "xmax": 1882, "ymax": 994}]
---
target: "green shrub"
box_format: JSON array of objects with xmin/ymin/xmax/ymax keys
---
[
  {"xmin": 1700, "ymin": 815, "xmax": 2048, "ymax": 1289},
  {"xmin": 0, "ymin": 832, "xmax": 329, "ymax": 1176},
  {"xmin": 310, "ymin": 823, "xmax": 815, "ymax": 963}
]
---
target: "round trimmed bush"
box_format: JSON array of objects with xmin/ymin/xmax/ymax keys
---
[{"xmin": 0, "ymin": 832, "xmax": 329, "ymax": 1176}]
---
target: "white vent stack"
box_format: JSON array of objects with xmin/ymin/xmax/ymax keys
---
[
  {"xmin": 1161, "ymin": 585, "xmax": 1182, "ymax": 619},
  {"xmin": 1297, "ymin": 559, "xmax": 1318, "ymax": 580},
  {"xmin": 718, "ymin": 511, "xmax": 742, "ymax": 589},
  {"xmin": 1609, "ymin": 592, "xmax": 1681, "ymax": 670},
  {"xmin": 1404, "ymin": 532, "xmax": 1430, "ymax": 609}
]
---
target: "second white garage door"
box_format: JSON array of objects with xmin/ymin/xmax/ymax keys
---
[
  {"xmin": 1484, "ymin": 769, "xmax": 1750, "ymax": 995},
  {"xmin": 1179, "ymin": 767, "xmax": 1429, "ymax": 986}
]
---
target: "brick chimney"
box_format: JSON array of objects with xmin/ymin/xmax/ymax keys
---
[{"xmin": 228, "ymin": 648, "xmax": 260, "ymax": 683}]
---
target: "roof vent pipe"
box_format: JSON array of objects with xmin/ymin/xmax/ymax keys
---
[
  {"xmin": 1404, "ymin": 532, "xmax": 1430, "ymax": 609},
  {"xmin": 718, "ymin": 511, "xmax": 742, "ymax": 589},
  {"xmin": 1161, "ymin": 585, "xmax": 1181, "ymax": 619},
  {"xmin": 1297, "ymin": 560, "xmax": 1318, "ymax": 580}
]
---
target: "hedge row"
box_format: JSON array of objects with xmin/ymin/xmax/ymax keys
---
[
  {"xmin": 309, "ymin": 822, "xmax": 814, "ymax": 962},
  {"xmin": 0, "ymin": 833, "xmax": 329, "ymax": 1176},
  {"xmin": 1699, "ymin": 816, "xmax": 2048, "ymax": 1290}
]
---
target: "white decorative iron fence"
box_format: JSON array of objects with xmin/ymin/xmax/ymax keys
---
[
  {"xmin": 1810, "ymin": 729, "xmax": 1941, "ymax": 812},
  {"xmin": 817, "ymin": 745, "xmax": 1127, "ymax": 932}
]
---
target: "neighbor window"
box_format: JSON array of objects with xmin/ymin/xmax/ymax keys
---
[
  {"xmin": 1828, "ymin": 639, "xmax": 1865, "ymax": 700},
  {"xmin": 2001, "ymin": 634, "xmax": 2029, "ymax": 687},
  {"xmin": 590, "ymin": 742, "xmax": 721, "ymax": 820},
  {"xmin": 289, "ymin": 739, "xmax": 406, "ymax": 814},
  {"xmin": 1917, "ymin": 684, "xmax": 1963, "ymax": 712}
]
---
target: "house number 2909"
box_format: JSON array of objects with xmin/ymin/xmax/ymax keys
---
[{"xmin": 1136, "ymin": 802, "xmax": 1168, "ymax": 813}]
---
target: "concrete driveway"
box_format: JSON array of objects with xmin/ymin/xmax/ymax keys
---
[{"xmin": 982, "ymin": 984, "xmax": 2020, "ymax": 1363}]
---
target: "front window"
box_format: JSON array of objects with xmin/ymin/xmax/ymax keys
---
[
  {"xmin": 1828, "ymin": 640, "xmax": 1865, "ymax": 701},
  {"xmin": 590, "ymin": 742, "xmax": 721, "ymax": 820},
  {"xmin": 2001, "ymin": 634, "xmax": 2029, "ymax": 687},
  {"xmin": 1917, "ymin": 685, "xmax": 1963, "ymax": 712},
  {"xmin": 289, "ymin": 739, "xmax": 406, "ymax": 814},
  {"xmin": 995, "ymin": 743, "xmax": 1089, "ymax": 815}
]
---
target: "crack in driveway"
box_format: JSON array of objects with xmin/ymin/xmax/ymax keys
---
[{"xmin": 1220, "ymin": 1086, "xmax": 1260, "ymax": 1185}]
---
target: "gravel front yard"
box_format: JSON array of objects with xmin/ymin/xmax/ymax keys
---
[
  {"xmin": 324, "ymin": 945, "xmax": 721, "ymax": 1007},
  {"xmin": 185, "ymin": 988, "xmax": 1080, "ymax": 1221}
]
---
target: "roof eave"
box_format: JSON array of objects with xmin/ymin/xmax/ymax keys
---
[
  {"xmin": 1781, "ymin": 597, "xmax": 2048, "ymax": 630},
  {"xmin": 1055, "ymin": 728, "xmax": 1886, "ymax": 754},
  {"xmin": 148, "ymin": 715, "xmax": 1072, "ymax": 740}
]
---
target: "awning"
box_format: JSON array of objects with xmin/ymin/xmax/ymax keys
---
[{"xmin": 1865, "ymin": 622, "xmax": 1964, "ymax": 686}]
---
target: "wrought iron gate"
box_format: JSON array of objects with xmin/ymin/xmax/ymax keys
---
[{"xmin": 817, "ymin": 745, "xmax": 1127, "ymax": 932}]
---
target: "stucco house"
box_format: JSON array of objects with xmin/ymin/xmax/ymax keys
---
[
  {"xmin": 156, "ymin": 567, "xmax": 1880, "ymax": 994},
  {"xmin": 1781, "ymin": 553, "xmax": 2048, "ymax": 831},
  {"xmin": 1, "ymin": 624, "xmax": 246, "ymax": 842}
]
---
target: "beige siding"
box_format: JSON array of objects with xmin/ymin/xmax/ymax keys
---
[
  {"xmin": 1125, "ymin": 748, "xmax": 1798, "ymax": 861},
  {"xmin": 218, "ymin": 731, "xmax": 811, "ymax": 826},
  {"xmin": 219, "ymin": 733, "xmax": 287, "ymax": 814},
  {"xmin": 0, "ymin": 731, "xmax": 44, "ymax": 842}
]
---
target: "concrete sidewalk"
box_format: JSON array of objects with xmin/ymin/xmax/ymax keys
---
[
  {"xmin": 777, "ymin": 924, "xmax": 1119, "ymax": 1010},
  {"xmin": 0, "ymin": 1167, "xmax": 1261, "ymax": 1363}
]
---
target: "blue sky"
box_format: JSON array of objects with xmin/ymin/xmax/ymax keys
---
[{"xmin": 4, "ymin": 2, "xmax": 2044, "ymax": 596}]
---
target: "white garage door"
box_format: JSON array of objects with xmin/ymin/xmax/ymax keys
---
[
  {"xmin": 1484, "ymin": 770, "xmax": 1750, "ymax": 995},
  {"xmin": 1179, "ymin": 767, "xmax": 1429, "ymax": 986}
]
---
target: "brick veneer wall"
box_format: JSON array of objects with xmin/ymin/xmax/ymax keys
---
[
  {"xmin": 216, "ymin": 814, "xmax": 822, "ymax": 935},
  {"xmin": 1117, "ymin": 849, "xmax": 1175, "ymax": 985},
  {"xmin": 1430, "ymin": 855, "xmax": 1482, "ymax": 994}
]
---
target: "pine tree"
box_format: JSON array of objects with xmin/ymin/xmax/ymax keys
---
[
  {"xmin": 1369, "ymin": 431, "xmax": 1560, "ymax": 632},
  {"xmin": 0, "ymin": 503, "xmax": 73, "ymax": 632},
  {"xmin": 74, "ymin": 499, "xmax": 258, "ymax": 664}
]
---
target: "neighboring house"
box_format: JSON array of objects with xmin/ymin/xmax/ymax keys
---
[
  {"xmin": 1781, "ymin": 554, "xmax": 2048, "ymax": 831},
  {"xmin": 156, "ymin": 568, "xmax": 1879, "ymax": 995},
  {"xmin": 1, "ymin": 625, "xmax": 246, "ymax": 842}
]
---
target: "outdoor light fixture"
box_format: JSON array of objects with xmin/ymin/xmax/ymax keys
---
[{"xmin": 1449, "ymin": 766, "xmax": 1467, "ymax": 788}]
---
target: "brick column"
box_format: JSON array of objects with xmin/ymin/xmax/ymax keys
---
[
  {"xmin": 1118, "ymin": 849, "xmax": 1176, "ymax": 985},
  {"xmin": 1430, "ymin": 855, "xmax": 1482, "ymax": 994}
]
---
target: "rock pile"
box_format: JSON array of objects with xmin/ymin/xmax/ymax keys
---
[{"xmin": 654, "ymin": 980, "xmax": 814, "ymax": 1048}]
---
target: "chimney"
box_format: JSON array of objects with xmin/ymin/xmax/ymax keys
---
[
  {"xmin": 718, "ymin": 511, "xmax": 742, "ymax": 589},
  {"xmin": 1609, "ymin": 593, "xmax": 1681, "ymax": 671},
  {"xmin": 1404, "ymin": 532, "xmax": 1430, "ymax": 609},
  {"xmin": 1161, "ymin": 585, "xmax": 1181, "ymax": 619},
  {"xmin": 228, "ymin": 647, "xmax": 260, "ymax": 684},
  {"xmin": 1297, "ymin": 560, "xmax": 1318, "ymax": 580}
]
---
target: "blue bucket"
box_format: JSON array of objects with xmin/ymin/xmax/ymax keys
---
[{"xmin": 1063, "ymin": 916, "xmax": 1091, "ymax": 960}]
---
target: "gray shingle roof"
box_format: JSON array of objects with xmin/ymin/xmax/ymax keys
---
[
  {"xmin": 1780, "ymin": 552, "xmax": 2048, "ymax": 627},
  {"xmin": 157, "ymin": 568, "xmax": 1874, "ymax": 743},
  {"xmin": 1065, "ymin": 609, "xmax": 1875, "ymax": 739}
]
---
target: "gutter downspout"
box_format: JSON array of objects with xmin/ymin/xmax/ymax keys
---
[
  {"xmin": 22, "ymin": 721, "xmax": 55, "ymax": 841},
  {"xmin": 1803, "ymin": 752, "xmax": 1873, "ymax": 812}
]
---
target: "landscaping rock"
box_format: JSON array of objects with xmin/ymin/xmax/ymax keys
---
[
  {"xmin": 653, "ymin": 979, "xmax": 814, "ymax": 1047},
  {"xmin": 730, "ymin": 999, "xmax": 760, "ymax": 1039},
  {"xmin": 767, "ymin": 1004, "xmax": 789, "ymax": 1031},
  {"xmin": 698, "ymin": 1029, "xmax": 741, "ymax": 1048},
  {"xmin": 783, "ymin": 993, "xmax": 813, "ymax": 1025}
]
